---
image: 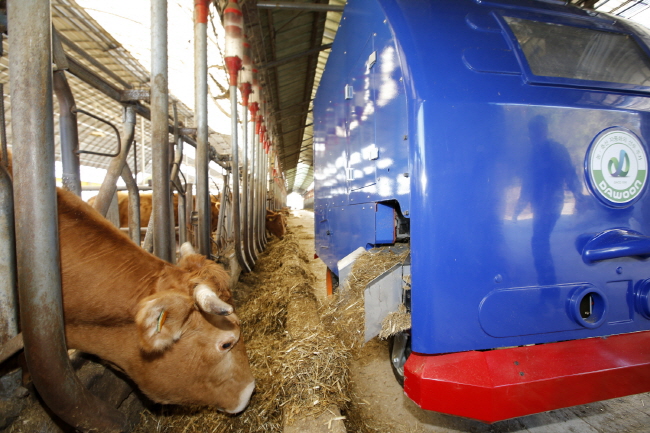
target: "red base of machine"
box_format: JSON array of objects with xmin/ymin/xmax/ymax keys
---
[{"xmin": 404, "ymin": 331, "xmax": 650, "ymax": 423}]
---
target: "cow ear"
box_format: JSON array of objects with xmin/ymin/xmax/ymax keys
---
[{"xmin": 135, "ymin": 291, "xmax": 194, "ymax": 353}]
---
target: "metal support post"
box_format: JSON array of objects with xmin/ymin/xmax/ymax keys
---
[
  {"xmin": 92, "ymin": 105, "xmax": 135, "ymax": 217},
  {"xmin": 264, "ymin": 152, "xmax": 269, "ymax": 247},
  {"xmin": 185, "ymin": 182, "xmax": 194, "ymax": 247},
  {"xmin": 231, "ymin": 89, "xmax": 251, "ymax": 272},
  {"xmin": 257, "ymin": 143, "xmax": 264, "ymax": 251},
  {"xmin": 0, "ymin": 164, "xmax": 19, "ymax": 396},
  {"xmin": 257, "ymin": 135, "xmax": 265, "ymax": 251},
  {"xmin": 53, "ymin": 70, "xmax": 81, "ymax": 196},
  {"xmin": 152, "ymin": 0, "xmax": 171, "ymax": 262},
  {"xmin": 250, "ymin": 125, "xmax": 259, "ymax": 254},
  {"xmin": 242, "ymin": 107, "xmax": 255, "ymax": 264},
  {"xmin": 121, "ymin": 164, "xmax": 141, "ymax": 244},
  {"xmin": 195, "ymin": 0, "xmax": 211, "ymax": 257},
  {"xmin": 8, "ymin": 1, "xmax": 127, "ymax": 430},
  {"xmin": 215, "ymin": 173, "xmax": 227, "ymax": 250}
]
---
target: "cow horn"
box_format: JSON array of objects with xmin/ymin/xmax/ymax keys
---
[
  {"xmin": 180, "ymin": 242, "xmax": 196, "ymax": 258},
  {"xmin": 194, "ymin": 284, "xmax": 233, "ymax": 316}
]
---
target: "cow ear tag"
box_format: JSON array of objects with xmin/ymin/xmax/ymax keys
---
[{"xmin": 156, "ymin": 310, "xmax": 168, "ymax": 333}]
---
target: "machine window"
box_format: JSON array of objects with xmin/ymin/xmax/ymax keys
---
[{"xmin": 504, "ymin": 16, "xmax": 650, "ymax": 87}]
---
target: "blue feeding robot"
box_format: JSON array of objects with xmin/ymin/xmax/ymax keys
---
[{"xmin": 314, "ymin": 0, "xmax": 650, "ymax": 423}]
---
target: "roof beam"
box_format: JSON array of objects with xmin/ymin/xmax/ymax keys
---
[
  {"xmin": 257, "ymin": 2, "xmax": 345, "ymax": 12},
  {"xmin": 258, "ymin": 43, "xmax": 332, "ymax": 70}
]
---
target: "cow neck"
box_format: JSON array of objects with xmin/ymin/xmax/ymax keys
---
[
  {"xmin": 65, "ymin": 320, "xmax": 142, "ymax": 371},
  {"xmin": 57, "ymin": 188, "xmax": 176, "ymax": 323}
]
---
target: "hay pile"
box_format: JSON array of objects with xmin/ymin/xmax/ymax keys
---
[
  {"xmin": 378, "ymin": 303, "xmax": 411, "ymax": 340},
  {"xmin": 134, "ymin": 233, "xmax": 350, "ymax": 432},
  {"xmin": 320, "ymin": 246, "xmax": 410, "ymax": 433},
  {"xmin": 322, "ymin": 247, "xmax": 410, "ymax": 351}
]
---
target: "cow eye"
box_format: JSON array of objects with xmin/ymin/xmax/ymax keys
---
[{"xmin": 221, "ymin": 342, "xmax": 232, "ymax": 350}]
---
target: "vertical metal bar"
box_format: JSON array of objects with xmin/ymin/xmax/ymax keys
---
[
  {"xmin": 8, "ymin": 1, "xmax": 127, "ymax": 430},
  {"xmin": 140, "ymin": 119, "xmax": 146, "ymax": 183},
  {"xmin": 250, "ymin": 124, "xmax": 259, "ymax": 254},
  {"xmin": 241, "ymin": 107, "xmax": 255, "ymax": 264},
  {"xmin": 257, "ymin": 145, "xmax": 262, "ymax": 249},
  {"xmin": 0, "ymin": 164, "xmax": 18, "ymax": 394},
  {"xmin": 216, "ymin": 173, "xmax": 227, "ymax": 250},
  {"xmin": 195, "ymin": 0, "xmax": 211, "ymax": 257},
  {"xmin": 0, "ymin": 84, "xmax": 7, "ymax": 169},
  {"xmin": 257, "ymin": 135, "xmax": 265, "ymax": 250},
  {"xmin": 121, "ymin": 164, "xmax": 141, "ymax": 245},
  {"xmin": 143, "ymin": 216, "xmax": 154, "ymax": 253},
  {"xmin": 152, "ymin": 0, "xmax": 171, "ymax": 262},
  {"xmin": 231, "ymin": 89, "xmax": 251, "ymax": 272},
  {"xmin": 169, "ymin": 135, "xmax": 184, "ymax": 263},
  {"xmin": 185, "ymin": 182, "xmax": 194, "ymax": 247},
  {"xmin": 264, "ymin": 151, "xmax": 269, "ymax": 247},
  {"xmin": 53, "ymin": 71, "xmax": 81, "ymax": 196},
  {"xmin": 132, "ymin": 135, "xmax": 138, "ymax": 185},
  {"xmin": 170, "ymin": 104, "xmax": 179, "ymax": 261},
  {"xmin": 92, "ymin": 106, "xmax": 135, "ymax": 217}
]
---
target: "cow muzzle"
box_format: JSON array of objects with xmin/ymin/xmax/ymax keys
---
[{"xmin": 225, "ymin": 379, "xmax": 255, "ymax": 414}]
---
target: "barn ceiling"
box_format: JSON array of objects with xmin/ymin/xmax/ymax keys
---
[
  {"xmin": 3, "ymin": 0, "xmax": 649, "ymax": 195},
  {"xmin": 233, "ymin": 0, "xmax": 345, "ymax": 195}
]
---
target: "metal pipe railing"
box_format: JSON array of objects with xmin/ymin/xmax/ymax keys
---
[
  {"xmin": 92, "ymin": 106, "xmax": 135, "ymax": 217},
  {"xmin": 120, "ymin": 164, "xmax": 141, "ymax": 245},
  {"xmin": 242, "ymin": 107, "xmax": 256, "ymax": 265},
  {"xmin": 264, "ymin": 152, "xmax": 269, "ymax": 247},
  {"xmin": 231, "ymin": 88, "xmax": 252, "ymax": 272},
  {"xmin": 8, "ymin": 1, "xmax": 127, "ymax": 430},
  {"xmin": 250, "ymin": 122, "xmax": 261, "ymax": 257},
  {"xmin": 0, "ymin": 84, "xmax": 7, "ymax": 169},
  {"xmin": 53, "ymin": 70, "xmax": 81, "ymax": 196},
  {"xmin": 195, "ymin": 0, "xmax": 211, "ymax": 257},
  {"xmin": 151, "ymin": 0, "xmax": 171, "ymax": 262},
  {"xmin": 0, "ymin": 163, "xmax": 19, "ymax": 396},
  {"xmin": 215, "ymin": 172, "xmax": 228, "ymax": 251},
  {"xmin": 257, "ymin": 142, "xmax": 264, "ymax": 251},
  {"xmin": 257, "ymin": 146, "xmax": 263, "ymax": 249},
  {"xmin": 258, "ymin": 135, "xmax": 265, "ymax": 250},
  {"xmin": 143, "ymin": 213, "xmax": 154, "ymax": 253}
]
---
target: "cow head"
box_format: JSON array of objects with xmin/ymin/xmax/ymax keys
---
[
  {"xmin": 133, "ymin": 243, "xmax": 254, "ymax": 413},
  {"xmin": 210, "ymin": 195, "xmax": 220, "ymax": 230},
  {"xmin": 265, "ymin": 210, "xmax": 286, "ymax": 239}
]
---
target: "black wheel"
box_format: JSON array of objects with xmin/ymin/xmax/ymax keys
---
[{"xmin": 388, "ymin": 330, "xmax": 411, "ymax": 386}]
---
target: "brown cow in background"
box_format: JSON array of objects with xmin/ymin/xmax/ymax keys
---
[
  {"xmin": 265, "ymin": 209, "xmax": 286, "ymax": 239},
  {"xmin": 88, "ymin": 192, "xmax": 220, "ymax": 230}
]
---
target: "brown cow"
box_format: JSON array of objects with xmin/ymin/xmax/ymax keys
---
[
  {"xmin": 266, "ymin": 209, "xmax": 286, "ymax": 239},
  {"xmin": 61, "ymin": 188, "xmax": 254, "ymax": 410},
  {"xmin": 88, "ymin": 192, "xmax": 220, "ymax": 230}
]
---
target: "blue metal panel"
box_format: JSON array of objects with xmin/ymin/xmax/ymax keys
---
[
  {"xmin": 329, "ymin": 204, "xmax": 378, "ymax": 272},
  {"xmin": 315, "ymin": 0, "xmax": 650, "ymax": 355},
  {"xmin": 375, "ymin": 203, "xmax": 395, "ymax": 244}
]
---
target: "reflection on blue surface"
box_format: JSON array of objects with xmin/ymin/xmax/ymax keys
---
[{"xmin": 513, "ymin": 115, "xmax": 585, "ymax": 285}]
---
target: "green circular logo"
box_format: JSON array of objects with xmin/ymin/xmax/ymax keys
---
[{"xmin": 588, "ymin": 129, "xmax": 647, "ymax": 205}]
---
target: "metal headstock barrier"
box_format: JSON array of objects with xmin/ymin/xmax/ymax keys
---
[{"xmin": 0, "ymin": 0, "xmax": 281, "ymax": 430}]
